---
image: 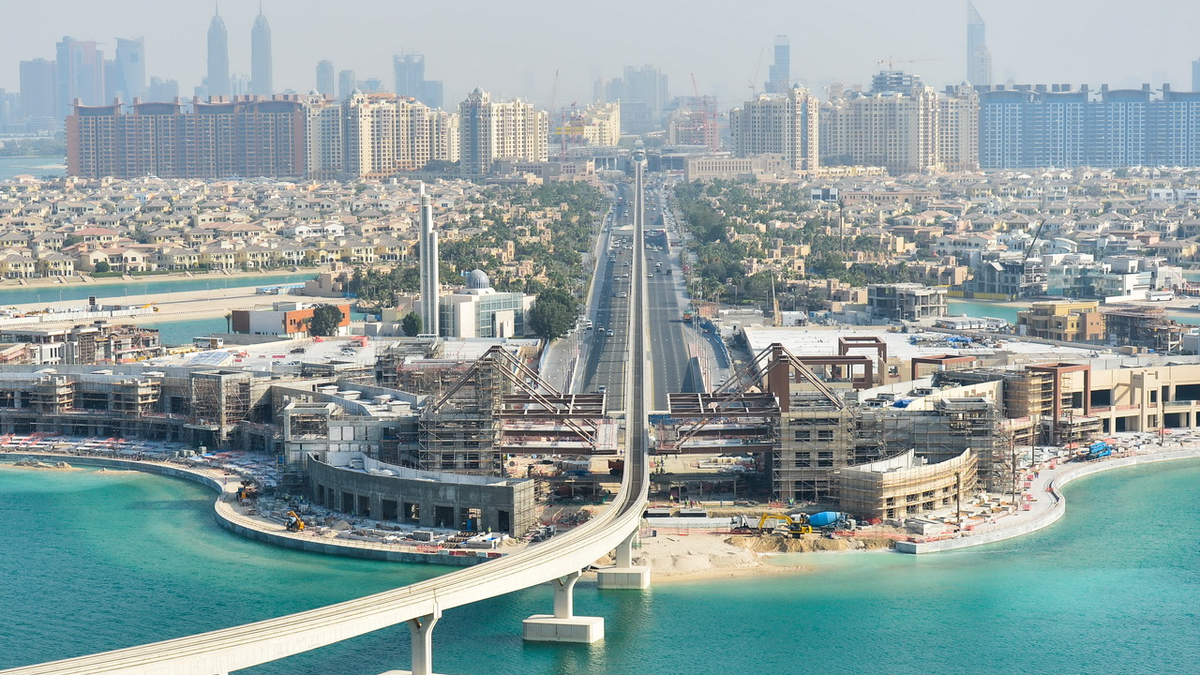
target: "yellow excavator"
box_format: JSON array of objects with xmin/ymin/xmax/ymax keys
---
[
  {"xmin": 757, "ymin": 513, "xmax": 812, "ymax": 537},
  {"xmin": 285, "ymin": 511, "xmax": 306, "ymax": 532}
]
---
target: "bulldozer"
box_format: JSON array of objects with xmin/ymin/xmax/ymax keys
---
[{"xmin": 285, "ymin": 511, "xmax": 306, "ymax": 533}]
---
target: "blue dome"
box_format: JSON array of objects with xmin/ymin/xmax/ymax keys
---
[{"xmin": 466, "ymin": 269, "xmax": 491, "ymax": 289}]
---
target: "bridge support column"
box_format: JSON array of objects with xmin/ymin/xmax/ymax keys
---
[
  {"xmin": 380, "ymin": 605, "xmax": 444, "ymax": 675},
  {"xmin": 523, "ymin": 570, "xmax": 604, "ymax": 643},
  {"xmin": 597, "ymin": 529, "xmax": 651, "ymax": 590}
]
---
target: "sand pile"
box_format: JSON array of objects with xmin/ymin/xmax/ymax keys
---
[
  {"xmin": 726, "ymin": 535, "xmax": 895, "ymax": 553},
  {"xmin": 633, "ymin": 533, "xmax": 760, "ymax": 576}
]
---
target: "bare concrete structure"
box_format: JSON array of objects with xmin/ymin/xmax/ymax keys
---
[
  {"xmin": 839, "ymin": 448, "xmax": 977, "ymax": 521},
  {"xmin": 308, "ymin": 452, "xmax": 535, "ymax": 535}
]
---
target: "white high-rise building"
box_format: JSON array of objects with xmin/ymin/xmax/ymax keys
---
[
  {"xmin": 458, "ymin": 88, "xmax": 548, "ymax": 175},
  {"xmin": 728, "ymin": 85, "xmax": 820, "ymax": 171},
  {"xmin": 418, "ymin": 183, "xmax": 439, "ymax": 337}
]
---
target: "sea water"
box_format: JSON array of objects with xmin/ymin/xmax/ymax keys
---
[{"xmin": 1, "ymin": 461, "xmax": 1198, "ymax": 675}]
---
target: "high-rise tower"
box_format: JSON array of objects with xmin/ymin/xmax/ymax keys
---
[
  {"xmin": 207, "ymin": 5, "xmax": 230, "ymax": 97},
  {"xmin": 966, "ymin": 1, "xmax": 992, "ymax": 87},
  {"xmin": 418, "ymin": 183, "xmax": 440, "ymax": 337},
  {"xmin": 316, "ymin": 60, "xmax": 335, "ymax": 98},
  {"xmin": 251, "ymin": 4, "xmax": 273, "ymax": 96},
  {"xmin": 55, "ymin": 37, "xmax": 105, "ymax": 115},
  {"xmin": 113, "ymin": 37, "xmax": 146, "ymax": 102},
  {"xmin": 765, "ymin": 35, "xmax": 791, "ymax": 94}
]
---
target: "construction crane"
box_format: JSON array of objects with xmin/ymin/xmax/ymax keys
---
[
  {"xmin": 876, "ymin": 57, "xmax": 944, "ymax": 70},
  {"xmin": 747, "ymin": 48, "xmax": 766, "ymax": 96},
  {"xmin": 690, "ymin": 73, "xmax": 718, "ymax": 151},
  {"xmin": 771, "ymin": 274, "xmax": 782, "ymax": 327},
  {"xmin": 1022, "ymin": 219, "xmax": 1049, "ymax": 266}
]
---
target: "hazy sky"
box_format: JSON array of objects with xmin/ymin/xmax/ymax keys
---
[{"xmin": 5, "ymin": 0, "xmax": 1200, "ymax": 107}]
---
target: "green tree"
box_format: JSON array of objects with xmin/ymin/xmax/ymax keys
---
[
  {"xmin": 401, "ymin": 311, "xmax": 423, "ymax": 337},
  {"xmin": 527, "ymin": 287, "xmax": 579, "ymax": 340},
  {"xmin": 94, "ymin": 260, "xmax": 110, "ymax": 273},
  {"xmin": 308, "ymin": 304, "xmax": 344, "ymax": 337}
]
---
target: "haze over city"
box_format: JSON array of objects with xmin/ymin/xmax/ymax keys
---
[{"xmin": 5, "ymin": 0, "xmax": 1200, "ymax": 106}]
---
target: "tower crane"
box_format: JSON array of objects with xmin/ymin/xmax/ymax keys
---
[
  {"xmin": 747, "ymin": 48, "xmax": 766, "ymax": 96},
  {"xmin": 877, "ymin": 57, "xmax": 944, "ymax": 70}
]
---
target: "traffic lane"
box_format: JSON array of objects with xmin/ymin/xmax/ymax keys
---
[{"xmin": 646, "ymin": 273, "xmax": 686, "ymax": 408}]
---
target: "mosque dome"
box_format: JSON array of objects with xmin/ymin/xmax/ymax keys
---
[{"xmin": 465, "ymin": 269, "xmax": 491, "ymax": 290}]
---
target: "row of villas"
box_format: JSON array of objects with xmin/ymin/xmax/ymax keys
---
[{"xmin": 0, "ymin": 175, "xmax": 578, "ymax": 280}]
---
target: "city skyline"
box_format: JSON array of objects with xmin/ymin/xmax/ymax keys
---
[{"xmin": 4, "ymin": 0, "xmax": 1200, "ymax": 110}]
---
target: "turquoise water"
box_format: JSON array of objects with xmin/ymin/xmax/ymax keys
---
[
  {"xmin": 0, "ymin": 273, "xmax": 315, "ymax": 307},
  {"xmin": 0, "ymin": 156, "xmax": 65, "ymax": 180},
  {"xmin": 948, "ymin": 298, "xmax": 1200, "ymax": 328},
  {"xmin": 143, "ymin": 316, "xmax": 229, "ymax": 346},
  {"xmin": 2, "ymin": 460, "xmax": 1199, "ymax": 674},
  {"xmin": 946, "ymin": 298, "xmax": 1023, "ymax": 323}
]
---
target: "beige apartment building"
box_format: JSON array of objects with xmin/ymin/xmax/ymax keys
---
[
  {"xmin": 820, "ymin": 75, "xmax": 978, "ymax": 174},
  {"xmin": 728, "ymin": 85, "xmax": 820, "ymax": 171},
  {"xmin": 459, "ymin": 88, "xmax": 549, "ymax": 175},
  {"xmin": 1017, "ymin": 301, "xmax": 1106, "ymax": 343}
]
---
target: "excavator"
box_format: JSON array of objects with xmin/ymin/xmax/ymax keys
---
[
  {"xmin": 285, "ymin": 511, "xmax": 306, "ymax": 533},
  {"xmin": 755, "ymin": 513, "xmax": 812, "ymax": 537}
]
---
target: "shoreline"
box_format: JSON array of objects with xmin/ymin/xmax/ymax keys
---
[
  {"xmin": 0, "ymin": 451, "xmax": 487, "ymax": 567},
  {"xmin": 5, "ymin": 443, "xmax": 1200, "ymax": 580},
  {"xmin": 0, "ymin": 266, "xmax": 327, "ymax": 292},
  {"xmin": 897, "ymin": 444, "xmax": 1200, "ymax": 554}
]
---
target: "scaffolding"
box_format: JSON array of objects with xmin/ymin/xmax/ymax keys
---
[{"xmin": 855, "ymin": 397, "xmax": 1004, "ymax": 491}]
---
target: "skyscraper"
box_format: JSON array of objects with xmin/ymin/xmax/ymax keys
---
[
  {"xmin": 112, "ymin": 37, "xmax": 146, "ymax": 102},
  {"xmin": 604, "ymin": 65, "xmax": 669, "ymax": 133},
  {"xmin": 148, "ymin": 77, "xmax": 179, "ymax": 102},
  {"xmin": 55, "ymin": 37, "xmax": 105, "ymax": 115},
  {"xmin": 1192, "ymin": 59, "xmax": 1200, "ymax": 92},
  {"xmin": 19, "ymin": 58, "xmax": 57, "ymax": 119},
  {"xmin": 207, "ymin": 7, "xmax": 230, "ymax": 97},
  {"xmin": 251, "ymin": 4, "xmax": 273, "ymax": 96},
  {"xmin": 393, "ymin": 52, "xmax": 444, "ymax": 109},
  {"xmin": 338, "ymin": 70, "xmax": 357, "ymax": 100},
  {"xmin": 316, "ymin": 60, "xmax": 335, "ymax": 98},
  {"xmin": 418, "ymin": 183, "xmax": 440, "ymax": 337},
  {"xmin": 967, "ymin": 1, "xmax": 992, "ymax": 87},
  {"xmin": 765, "ymin": 35, "xmax": 791, "ymax": 94}
]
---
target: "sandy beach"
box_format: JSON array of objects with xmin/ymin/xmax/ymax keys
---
[
  {"xmin": 4, "ymin": 267, "xmax": 335, "ymax": 327},
  {"xmin": 0, "ymin": 267, "xmax": 327, "ymax": 292}
]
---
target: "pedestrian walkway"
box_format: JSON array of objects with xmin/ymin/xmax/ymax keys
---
[{"xmin": 898, "ymin": 439, "xmax": 1200, "ymax": 554}]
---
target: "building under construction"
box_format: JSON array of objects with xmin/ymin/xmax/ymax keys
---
[{"xmin": 418, "ymin": 346, "xmax": 613, "ymax": 476}]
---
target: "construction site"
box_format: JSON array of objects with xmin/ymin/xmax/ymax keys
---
[{"xmin": 7, "ymin": 328, "xmax": 1200, "ymax": 528}]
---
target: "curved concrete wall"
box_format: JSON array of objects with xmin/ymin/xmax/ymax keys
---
[{"xmin": 897, "ymin": 449, "xmax": 1200, "ymax": 554}]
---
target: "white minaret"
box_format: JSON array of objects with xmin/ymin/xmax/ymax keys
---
[{"xmin": 418, "ymin": 183, "xmax": 439, "ymax": 336}]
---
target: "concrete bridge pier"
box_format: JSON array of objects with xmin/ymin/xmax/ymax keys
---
[
  {"xmin": 380, "ymin": 605, "xmax": 444, "ymax": 675},
  {"xmin": 597, "ymin": 530, "xmax": 651, "ymax": 590},
  {"xmin": 522, "ymin": 570, "xmax": 604, "ymax": 643}
]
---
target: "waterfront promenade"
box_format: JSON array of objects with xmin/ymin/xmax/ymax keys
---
[{"xmin": 898, "ymin": 435, "xmax": 1200, "ymax": 554}]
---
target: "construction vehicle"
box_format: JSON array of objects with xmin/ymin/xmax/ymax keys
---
[
  {"xmin": 756, "ymin": 513, "xmax": 812, "ymax": 537},
  {"xmin": 1077, "ymin": 440, "xmax": 1112, "ymax": 461},
  {"xmin": 285, "ymin": 511, "xmax": 306, "ymax": 532},
  {"xmin": 808, "ymin": 511, "xmax": 851, "ymax": 530}
]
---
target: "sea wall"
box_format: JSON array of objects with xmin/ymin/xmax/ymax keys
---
[
  {"xmin": 0, "ymin": 453, "xmax": 486, "ymax": 566},
  {"xmin": 896, "ymin": 448, "xmax": 1200, "ymax": 554}
]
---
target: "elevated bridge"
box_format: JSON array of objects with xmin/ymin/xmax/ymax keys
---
[{"xmin": 1, "ymin": 163, "xmax": 655, "ymax": 675}]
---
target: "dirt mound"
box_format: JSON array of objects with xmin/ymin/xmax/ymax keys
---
[{"xmin": 725, "ymin": 535, "xmax": 895, "ymax": 553}]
